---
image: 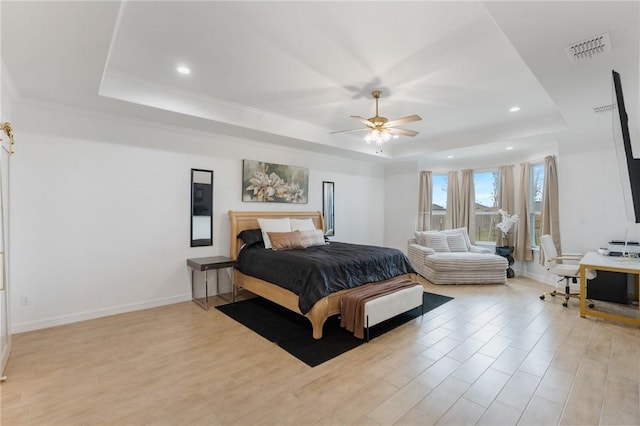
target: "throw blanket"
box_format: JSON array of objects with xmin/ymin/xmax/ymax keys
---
[
  {"xmin": 340, "ymin": 279, "xmax": 419, "ymax": 339},
  {"xmin": 236, "ymin": 241, "xmax": 416, "ymax": 314}
]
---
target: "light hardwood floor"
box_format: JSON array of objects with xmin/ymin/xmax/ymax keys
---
[{"xmin": 1, "ymin": 276, "xmax": 639, "ymax": 425}]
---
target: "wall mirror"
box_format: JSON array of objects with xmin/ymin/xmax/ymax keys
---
[
  {"xmin": 322, "ymin": 181, "xmax": 335, "ymax": 236},
  {"xmin": 191, "ymin": 169, "xmax": 213, "ymax": 247}
]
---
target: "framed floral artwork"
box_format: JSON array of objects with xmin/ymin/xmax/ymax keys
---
[{"xmin": 242, "ymin": 160, "xmax": 309, "ymax": 203}]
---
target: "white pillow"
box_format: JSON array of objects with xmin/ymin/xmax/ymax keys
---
[
  {"xmin": 299, "ymin": 229, "xmax": 327, "ymax": 247},
  {"xmin": 447, "ymin": 233, "xmax": 468, "ymax": 252},
  {"xmin": 424, "ymin": 233, "xmax": 450, "ymax": 252},
  {"xmin": 447, "ymin": 228, "xmax": 472, "ymax": 250},
  {"xmin": 290, "ymin": 218, "xmax": 316, "ymax": 232},
  {"xmin": 258, "ymin": 217, "xmax": 292, "ymax": 249},
  {"xmin": 415, "ymin": 231, "xmax": 434, "ymax": 247}
]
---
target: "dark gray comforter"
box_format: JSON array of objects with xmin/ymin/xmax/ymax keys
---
[{"xmin": 235, "ymin": 241, "xmax": 415, "ymax": 314}]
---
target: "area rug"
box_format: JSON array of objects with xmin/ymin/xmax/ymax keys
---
[{"xmin": 215, "ymin": 291, "xmax": 453, "ymax": 367}]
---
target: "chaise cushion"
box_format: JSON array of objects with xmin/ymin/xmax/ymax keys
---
[
  {"xmin": 424, "ymin": 253, "xmax": 507, "ymax": 272},
  {"xmin": 422, "ymin": 252, "xmax": 508, "ymax": 284}
]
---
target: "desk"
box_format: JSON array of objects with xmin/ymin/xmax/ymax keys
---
[
  {"xmin": 187, "ymin": 256, "xmax": 235, "ymax": 310},
  {"xmin": 579, "ymin": 251, "xmax": 640, "ymax": 326}
]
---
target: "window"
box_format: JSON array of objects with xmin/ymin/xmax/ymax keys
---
[
  {"xmin": 474, "ymin": 170, "xmax": 499, "ymax": 243},
  {"xmin": 529, "ymin": 163, "xmax": 544, "ymax": 248},
  {"xmin": 431, "ymin": 174, "xmax": 447, "ymax": 231}
]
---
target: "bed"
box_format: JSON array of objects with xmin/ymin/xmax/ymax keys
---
[{"xmin": 228, "ymin": 210, "xmax": 416, "ymax": 339}]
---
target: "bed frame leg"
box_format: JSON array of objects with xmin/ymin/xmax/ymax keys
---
[{"xmin": 307, "ymin": 298, "xmax": 329, "ymax": 340}]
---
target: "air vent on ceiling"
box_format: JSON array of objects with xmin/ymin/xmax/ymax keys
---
[
  {"xmin": 593, "ymin": 103, "xmax": 616, "ymax": 113},
  {"xmin": 566, "ymin": 33, "xmax": 611, "ymax": 62}
]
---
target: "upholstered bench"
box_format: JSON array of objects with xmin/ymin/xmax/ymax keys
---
[
  {"xmin": 363, "ymin": 284, "xmax": 424, "ymax": 341},
  {"xmin": 340, "ymin": 279, "xmax": 424, "ymax": 340}
]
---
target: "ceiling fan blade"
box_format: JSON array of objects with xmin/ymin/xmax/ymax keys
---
[
  {"xmin": 350, "ymin": 115, "xmax": 375, "ymax": 127},
  {"xmin": 330, "ymin": 128, "xmax": 370, "ymax": 134},
  {"xmin": 387, "ymin": 128, "xmax": 419, "ymax": 137},
  {"xmin": 383, "ymin": 115, "xmax": 422, "ymax": 128}
]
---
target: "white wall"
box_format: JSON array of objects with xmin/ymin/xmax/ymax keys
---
[
  {"xmin": 1, "ymin": 59, "xmax": 17, "ymax": 374},
  {"xmin": 10, "ymin": 101, "xmax": 385, "ymax": 333},
  {"xmin": 384, "ymin": 162, "xmax": 420, "ymax": 251}
]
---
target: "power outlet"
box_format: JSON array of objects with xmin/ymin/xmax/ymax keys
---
[{"xmin": 21, "ymin": 296, "xmax": 29, "ymax": 306}]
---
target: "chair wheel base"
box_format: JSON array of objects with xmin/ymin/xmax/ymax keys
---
[
  {"xmin": 588, "ymin": 303, "xmax": 595, "ymax": 309},
  {"xmin": 562, "ymin": 302, "xmax": 568, "ymax": 307},
  {"xmin": 540, "ymin": 295, "xmax": 545, "ymax": 300}
]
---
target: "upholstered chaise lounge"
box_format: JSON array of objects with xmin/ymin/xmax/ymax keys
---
[{"xmin": 407, "ymin": 228, "xmax": 508, "ymax": 285}]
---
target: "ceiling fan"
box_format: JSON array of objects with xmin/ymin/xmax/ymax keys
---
[{"xmin": 331, "ymin": 90, "xmax": 422, "ymax": 144}]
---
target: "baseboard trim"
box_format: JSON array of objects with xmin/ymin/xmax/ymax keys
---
[
  {"xmin": 11, "ymin": 294, "xmax": 192, "ymax": 334},
  {"xmin": 520, "ymin": 270, "xmax": 557, "ymax": 287}
]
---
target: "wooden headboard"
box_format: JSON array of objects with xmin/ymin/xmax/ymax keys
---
[{"xmin": 228, "ymin": 210, "xmax": 324, "ymax": 260}]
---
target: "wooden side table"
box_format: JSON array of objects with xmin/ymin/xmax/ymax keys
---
[{"xmin": 186, "ymin": 256, "xmax": 235, "ymax": 310}]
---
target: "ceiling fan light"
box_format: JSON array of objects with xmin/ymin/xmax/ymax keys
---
[{"xmin": 363, "ymin": 128, "xmax": 392, "ymax": 145}]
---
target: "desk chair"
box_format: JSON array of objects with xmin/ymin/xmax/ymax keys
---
[{"xmin": 539, "ymin": 234, "xmax": 596, "ymax": 307}]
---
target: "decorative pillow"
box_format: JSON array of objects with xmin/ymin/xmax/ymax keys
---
[
  {"xmin": 258, "ymin": 217, "xmax": 292, "ymax": 249},
  {"xmin": 267, "ymin": 231, "xmax": 305, "ymax": 251},
  {"xmin": 448, "ymin": 228, "xmax": 472, "ymax": 250},
  {"xmin": 299, "ymin": 229, "xmax": 327, "ymax": 247},
  {"xmin": 236, "ymin": 229, "xmax": 264, "ymax": 247},
  {"xmin": 447, "ymin": 233, "xmax": 468, "ymax": 252},
  {"xmin": 424, "ymin": 233, "xmax": 450, "ymax": 252},
  {"xmin": 415, "ymin": 231, "xmax": 433, "ymax": 247},
  {"xmin": 290, "ymin": 218, "xmax": 316, "ymax": 232}
]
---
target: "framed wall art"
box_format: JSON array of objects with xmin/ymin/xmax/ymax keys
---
[{"xmin": 242, "ymin": 159, "xmax": 308, "ymax": 204}]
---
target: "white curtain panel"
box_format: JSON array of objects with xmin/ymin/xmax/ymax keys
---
[
  {"xmin": 417, "ymin": 171, "xmax": 432, "ymax": 231},
  {"xmin": 445, "ymin": 170, "xmax": 461, "ymax": 230},
  {"xmin": 497, "ymin": 165, "xmax": 515, "ymax": 246},
  {"xmin": 540, "ymin": 155, "xmax": 561, "ymax": 265},
  {"xmin": 515, "ymin": 162, "xmax": 533, "ymax": 262},
  {"xmin": 460, "ymin": 169, "xmax": 476, "ymax": 243}
]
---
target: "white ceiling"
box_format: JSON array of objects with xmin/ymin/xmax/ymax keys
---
[{"xmin": 2, "ymin": 1, "xmax": 639, "ymax": 163}]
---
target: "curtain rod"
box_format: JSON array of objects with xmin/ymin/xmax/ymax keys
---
[{"xmin": 521, "ymin": 155, "xmax": 554, "ymax": 165}]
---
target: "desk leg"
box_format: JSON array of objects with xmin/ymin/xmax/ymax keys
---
[
  {"xmin": 579, "ymin": 265, "xmax": 586, "ymax": 318},
  {"xmin": 231, "ymin": 267, "xmax": 235, "ymax": 304}
]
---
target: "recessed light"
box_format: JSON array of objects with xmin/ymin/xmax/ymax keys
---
[
  {"xmin": 506, "ymin": 146, "xmax": 514, "ymax": 150},
  {"xmin": 392, "ymin": 135, "xmax": 399, "ymax": 139},
  {"xmin": 447, "ymin": 155, "xmax": 454, "ymax": 159},
  {"xmin": 509, "ymin": 106, "xmax": 521, "ymax": 112},
  {"xmin": 177, "ymin": 65, "xmax": 191, "ymax": 75}
]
